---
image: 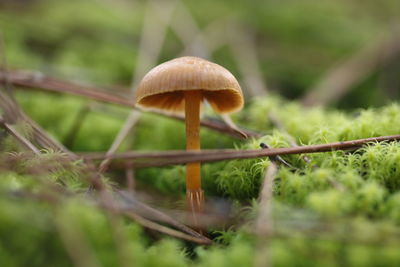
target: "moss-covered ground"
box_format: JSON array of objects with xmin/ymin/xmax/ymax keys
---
[{"xmin": 1, "ymin": 92, "xmax": 400, "ymax": 266}]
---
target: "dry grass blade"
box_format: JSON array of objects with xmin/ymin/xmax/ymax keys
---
[
  {"xmin": 0, "ymin": 71, "xmax": 79, "ymax": 157},
  {"xmin": 22, "ymin": 113, "xmax": 77, "ymax": 158},
  {"xmin": 124, "ymin": 211, "xmax": 212, "ymax": 245},
  {"xmin": 55, "ymin": 211, "xmax": 102, "ymax": 267},
  {"xmin": 255, "ymin": 163, "xmax": 278, "ymax": 267},
  {"xmin": 0, "ymin": 71, "xmax": 135, "ymax": 107},
  {"xmin": 99, "ymin": 110, "xmax": 141, "ymax": 173},
  {"xmin": 228, "ymin": 24, "xmax": 268, "ymax": 97},
  {"xmin": 117, "ymin": 191, "xmax": 207, "ymax": 240},
  {"xmin": 302, "ymin": 26, "xmax": 400, "ymax": 106},
  {"xmin": 180, "ymin": 18, "xmax": 229, "ymax": 56},
  {"xmin": 126, "ymin": 162, "xmax": 135, "ymax": 191},
  {"xmin": 131, "ymin": 0, "xmax": 177, "ymax": 90},
  {"xmin": 0, "ymin": 118, "xmax": 41, "ymax": 154},
  {"xmin": 81, "ymin": 134, "xmax": 400, "ymax": 168},
  {"xmin": 0, "ymin": 70, "xmax": 259, "ymax": 139},
  {"xmin": 103, "ymin": 0, "xmax": 174, "ymax": 174},
  {"xmin": 172, "ymin": 0, "xmax": 209, "ymax": 58},
  {"xmin": 221, "ymin": 114, "xmax": 248, "ymax": 139},
  {"xmin": 0, "ymin": 72, "xmax": 211, "ymax": 244}
]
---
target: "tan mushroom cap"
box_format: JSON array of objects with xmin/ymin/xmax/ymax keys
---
[{"xmin": 134, "ymin": 56, "xmax": 244, "ymax": 114}]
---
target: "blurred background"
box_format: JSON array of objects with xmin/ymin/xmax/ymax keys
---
[
  {"xmin": 2, "ymin": 2, "xmax": 400, "ymax": 266},
  {"xmin": 1, "ymin": 0, "xmax": 400, "ymax": 109}
]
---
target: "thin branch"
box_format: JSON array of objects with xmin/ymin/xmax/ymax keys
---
[
  {"xmin": 0, "ymin": 118, "xmax": 41, "ymax": 154},
  {"xmin": 0, "ymin": 70, "xmax": 259, "ymax": 139},
  {"xmin": 0, "ymin": 75, "xmax": 210, "ymax": 244},
  {"xmin": 117, "ymin": 190, "xmax": 207, "ymax": 240},
  {"xmin": 80, "ymin": 134, "xmax": 400, "ymax": 168},
  {"xmin": 0, "ymin": 70, "xmax": 135, "ymax": 107},
  {"xmin": 124, "ymin": 211, "xmax": 212, "ymax": 245},
  {"xmin": 99, "ymin": 110, "xmax": 141, "ymax": 173},
  {"xmin": 22, "ymin": 114, "xmax": 78, "ymax": 159},
  {"xmin": 102, "ymin": 0, "xmax": 174, "ymax": 173},
  {"xmin": 125, "ymin": 162, "xmax": 135, "ymax": 191},
  {"xmin": 268, "ymin": 112, "xmax": 311, "ymax": 163},
  {"xmin": 259, "ymin": 142, "xmax": 293, "ymax": 168},
  {"xmin": 221, "ymin": 114, "xmax": 248, "ymax": 139},
  {"xmin": 55, "ymin": 211, "xmax": 102, "ymax": 267},
  {"xmin": 0, "ymin": 72, "xmax": 79, "ymax": 158},
  {"xmin": 255, "ymin": 163, "xmax": 278, "ymax": 267}
]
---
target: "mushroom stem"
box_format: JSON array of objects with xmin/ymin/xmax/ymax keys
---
[{"xmin": 185, "ymin": 90, "xmax": 203, "ymax": 215}]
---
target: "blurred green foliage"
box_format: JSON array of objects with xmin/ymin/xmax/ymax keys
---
[
  {"xmin": 3, "ymin": 92, "xmax": 400, "ymax": 266},
  {"xmin": 2, "ymin": 0, "xmax": 400, "ymax": 266},
  {"xmin": 2, "ymin": 0, "xmax": 400, "ymax": 106}
]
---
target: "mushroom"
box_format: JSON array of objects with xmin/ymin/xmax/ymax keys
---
[{"xmin": 134, "ymin": 56, "xmax": 244, "ymax": 216}]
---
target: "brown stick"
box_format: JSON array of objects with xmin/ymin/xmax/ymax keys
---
[
  {"xmin": 0, "ymin": 118, "xmax": 41, "ymax": 154},
  {"xmin": 98, "ymin": 110, "xmax": 141, "ymax": 173},
  {"xmin": 0, "ymin": 70, "xmax": 259, "ymax": 139},
  {"xmin": 124, "ymin": 211, "xmax": 211, "ymax": 245},
  {"xmin": 255, "ymin": 163, "xmax": 277, "ymax": 267},
  {"xmin": 80, "ymin": 134, "xmax": 400, "ymax": 168},
  {"xmin": 268, "ymin": 112, "xmax": 311, "ymax": 163},
  {"xmin": 0, "ymin": 76, "xmax": 212, "ymax": 244}
]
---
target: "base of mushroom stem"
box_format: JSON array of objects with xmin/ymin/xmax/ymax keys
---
[
  {"xmin": 186, "ymin": 189, "xmax": 204, "ymax": 212},
  {"xmin": 186, "ymin": 189, "xmax": 204, "ymax": 229}
]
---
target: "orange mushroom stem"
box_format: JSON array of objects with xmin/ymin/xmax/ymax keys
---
[{"xmin": 185, "ymin": 90, "xmax": 204, "ymax": 216}]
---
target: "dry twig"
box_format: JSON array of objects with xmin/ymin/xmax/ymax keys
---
[
  {"xmin": 81, "ymin": 134, "xmax": 400, "ymax": 168},
  {"xmin": 268, "ymin": 112, "xmax": 311, "ymax": 163},
  {"xmin": 0, "ymin": 117, "xmax": 41, "ymax": 154},
  {"xmin": 99, "ymin": 110, "xmax": 141, "ymax": 173},
  {"xmin": 255, "ymin": 163, "xmax": 278, "ymax": 267},
  {"xmin": 0, "ymin": 70, "xmax": 259, "ymax": 139}
]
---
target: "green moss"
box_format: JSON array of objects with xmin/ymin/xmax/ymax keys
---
[{"xmin": 4, "ymin": 92, "xmax": 400, "ymax": 266}]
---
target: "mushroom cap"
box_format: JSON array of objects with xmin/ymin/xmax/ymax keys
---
[{"xmin": 134, "ymin": 56, "xmax": 244, "ymax": 114}]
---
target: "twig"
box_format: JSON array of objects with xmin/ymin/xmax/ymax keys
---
[
  {"xmin": 255, "ymin": 163, "xmax": 278, "ymax": 267},
  {"xmin": 0, "ymin": 70, "xmax": 135, "ymax": 107},
  {"xmin": 221, "ymin": 114, "xmax": 248, "ymax": 139},
  {"xmin": 80, "ymin": 134, "xmax": 400, "ymax": 168},
  {"xmin": 124, "ymin": 211, "xmax": 212, "ymax": 245},
  {"xmin": 0, "ymin": 70, "xmax": 259, "ymax": 139},
  {"xmin": 104, "ymin": 0, "xmax": 173, "ymax": 175},
  {"xmin": 55, "ymin": 210, "xmax": 102, "ymax": 267},
  {"xmin": 0, "ymin": 81, "xmax": 210, "ymax": 244},
  {"xmin": 0, "ymin": 117, "xmax": 41, "ymax": 154},
  {"xmin": 259, "ymin": 142, "xmax": 293, "ymax": 168},
  {"xmin": 99, "ymin": 110, "xmax": 141, "ymax": 173},
  {"xmin": 125, "ymin": 162, "xmax": 135, "ymax": 191},
  {"xmin": 0, "ymin": 72, "xmax": 209, "ymax": 243},
  {"xmin": 117, "ymin": 191, "xmax": 207, "ymax": 240},
  {"xmin": 268, "ymin": 112, "xmax": 311, "ymax": 163},
  {"xmin": 0, "ymin": 74, "xmax": 77, "ymax": 157},
  {"xmin": 90, "ymin": 175, "xmax": 212, "ymax": 244}
]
